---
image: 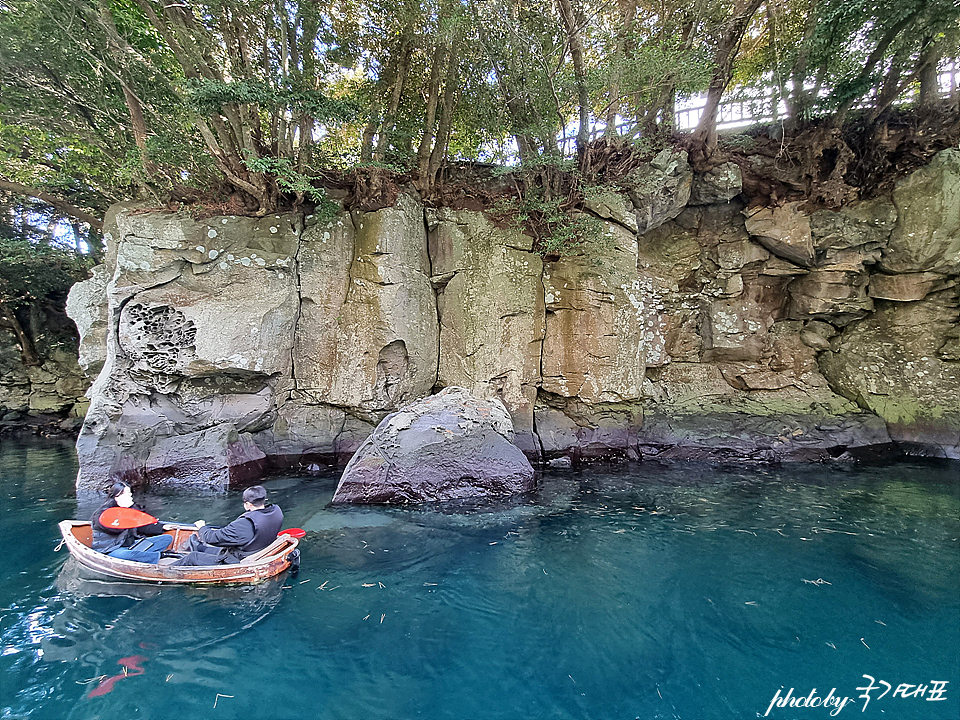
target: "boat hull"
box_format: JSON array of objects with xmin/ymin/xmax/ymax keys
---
[{"xmin": 57, "ymin": 520, "xmax": 299, "ymax": 585}]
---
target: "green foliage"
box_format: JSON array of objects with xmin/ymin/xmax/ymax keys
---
[
  {"xmin": 2, "ymin": 0, "xmax": 957, "ymax": 224},
  {"xmin": 743, "ymin": 0, "xmax": 960, "ymax": 118},
  {"xmin": 0, "ymin": 238, "xmax": 93, "ymax": 310},
  {"xmin": 242, "ymin": 157, "xmax": 338, "ymax": 220},
  {"xmin": 184, "ymin": 79, "xmax": 359, "ymax": 123},
  {"xmin": 0, "ymin": 0, "xmax": 201, "ymax": 214},
  {"xmin": 493, "ymin": 191, "xmax": 604, "ymax": 258}
]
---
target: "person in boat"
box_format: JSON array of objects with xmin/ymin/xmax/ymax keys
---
[
  {"xmin": 91, "ymin": 482, "xmax": 173, "ymax": 563},
  {"xmin": 172, "ymin": 485, "xmax": 283, "ymax": 566}
]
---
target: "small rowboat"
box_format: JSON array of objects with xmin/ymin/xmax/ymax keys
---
[{"xmin": 57, "ymin": 520, "xmax": 300, "ymax": 585}]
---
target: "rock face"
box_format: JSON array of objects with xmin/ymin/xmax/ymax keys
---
[
  {"xmin": 295, "ymin": 193, "xmax": 438, "ymax": 411},
  {"xmin": 332, "ymin": 387, "xmax": 535, "ymax": 503},
  {"xmin": 1, "ymin": 303, "xmax": 88, "ymax": 434},
  {"xmin": 428, "ymin": 207, "xmax": 543, "ymax": 454},
  {"xmin": 71, "ymin": 206, "xmax": 302, "ymax": 489},
  {"xmin": 64, "ymin": 147, "xmax": 960, "ymax": 487},
  {"xmin": 819, "ymin": 293, "xmax": 960, "ymax": 456},
  {"xmin": 621, "ymin": 149, "xmax": 693, "ymax": 233}
]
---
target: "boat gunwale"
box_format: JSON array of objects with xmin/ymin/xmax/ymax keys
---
[{"xmin": 57, "ymin": 520, "xmax": 299, "ymax": 585}]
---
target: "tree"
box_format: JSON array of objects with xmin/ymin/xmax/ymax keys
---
[
  {"xmin": 0, "ymin": 235, "xmax": 93, "ymax": 365},
  {"xmin": 742, "ymin": 0, "xmax": 960, "ymax": 125},
  {"xmin": 3, "ymin": 0, "xmax": 956, "ymax": 220},
  {"xmin": 0, "ymin": 0, "xmax": 214, "ymax": 231},
  {"xmin": 690, "ymin": 0, "xmax": 766, "ymax": 156}
]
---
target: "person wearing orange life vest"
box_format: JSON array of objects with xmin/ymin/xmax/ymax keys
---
[{"xmin": 90, "ymin": 482, "xmax": 173, "ymax": 563}]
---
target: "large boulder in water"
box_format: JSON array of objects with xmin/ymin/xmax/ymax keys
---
[{"xmin": 332, "ymin": 387, "xmax": 535, "ymax": 504}]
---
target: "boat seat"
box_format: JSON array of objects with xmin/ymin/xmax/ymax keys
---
[{"xmin": 238, "ymin": 537, "xmax": 291, "ymax": 565}]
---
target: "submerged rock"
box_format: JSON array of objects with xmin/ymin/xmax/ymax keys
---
[{"xmin": 332, "ymin": 387, "xmax": 535, "ymax": 504}]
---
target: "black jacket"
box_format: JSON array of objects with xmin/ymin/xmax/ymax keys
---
[
  {"xmin": 196, "ymin": 504, "xmax": 284, "ymax": 562},
  {"xmin": 91, "ymin": 498, "xmax": 165, "ymax": 553}
]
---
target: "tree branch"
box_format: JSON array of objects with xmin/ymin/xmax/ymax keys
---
[{"xmin": 0, "ymin": 178, "xmax": 103, "ymax": 231}]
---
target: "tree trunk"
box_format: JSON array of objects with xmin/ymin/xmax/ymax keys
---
[
  {"xmin": 833, "ymin": 7, "xmax": 921, "ymax": 126},
  {"xmin": 95, "ymin": 0, "xmax": 156, "ymax": 177},
  {"xmin": 360, "ymin": 96, "xmax": 383, "ymax": 163},
  {"xmin": 690, "ymin": 0, "xmax": 764, "ymax": 158},
  {"xmin": 868, "ymin": 50, "xmax": 908, "ymax": 123},
  {"xmin": 786, "ymin": 0, "xmax": 819, "ymax": 122},
  {"xmin": 558, "ymin": 0, "xmax": 590, "ymax": 151},
  {"xmin": 0, "ymin": 302, "xmax": 40, "ymax": 367},
  {"xmin": 603, "ymin": 2, "xmax": 637, "ymax": 137},
  {"xmin": 374, "ymin": 36, "xmax": 413, "ymax": 162},
  {"xmin": 427, "ymin": 37, "xmax": 462, "ymax": 188},
  {"xmin": 0, "ymin": 178, "xmax": 103, "ymax": 231},
  {"xmin": 296, "ymin": 9, "xmax": 321, "ymax": 171},
  {"xmin": 416, "ymin": 41, "xmax": 449, "ymax": 182},
  {"xmin": 917, "ymin": 37, "xmax": 941, "ymax": 109}
]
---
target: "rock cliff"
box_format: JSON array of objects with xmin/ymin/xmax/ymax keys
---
[
  {"xmin": 0, "ymin": 304, "xmax": 88, "ymax": 435},
  {"xmin": 67, "ymin": 149, "xmax": 960, "ymax": 488}
]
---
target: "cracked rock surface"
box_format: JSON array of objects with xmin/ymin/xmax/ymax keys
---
[{"xmin": 65, "ymin": 149, "xmax": 960, "ymax": 492}]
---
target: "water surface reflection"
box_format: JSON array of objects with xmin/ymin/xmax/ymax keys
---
[{"xmin": 1, "ymin": 438, "xmax": 957, "ymax": 720}]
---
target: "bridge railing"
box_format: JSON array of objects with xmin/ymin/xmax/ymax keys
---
[
  {"xmin": 543, "ymin": 63, "xmax": 958, "ymax": 160},
  {"xmin": 675, "ymin": 62, "xmax": 959, "ymax": 132}
]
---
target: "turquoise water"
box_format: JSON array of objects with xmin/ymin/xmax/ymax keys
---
[{"xmin": 1, "ymin": 437, "xmax": 958, "ymax": 720}]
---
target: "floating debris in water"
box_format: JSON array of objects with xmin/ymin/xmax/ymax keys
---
[
  {"xmin": 214, "ymin": 693, "xmax": 233, "ymax": 708},
  {"xmin": 76, "ymin": 675, "xmax": 107, "ymax": 686},
  {"xmin": 801, "ymin": 578, "xmax": 831, "ymax": 586}
]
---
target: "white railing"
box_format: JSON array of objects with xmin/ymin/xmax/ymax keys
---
[
  {"xmin": 493, "ymin": 63, "xmax": 959, "ymax": 162},
  {"xmin": 676, "ymin": 62, "xmax": 959, "ymax": 132}
]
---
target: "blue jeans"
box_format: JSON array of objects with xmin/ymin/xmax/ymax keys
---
[{"xmin": 107, "ymin": 535, "xmax": 173, "ymax": 563}]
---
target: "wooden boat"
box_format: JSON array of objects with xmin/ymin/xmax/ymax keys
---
[{"xmin": 57, "ymin": 520, "xmax": 300, "ymax": 585}]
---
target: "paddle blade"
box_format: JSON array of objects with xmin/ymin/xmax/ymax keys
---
[
  {"xmin": 99, "ymin": 507, "xmax": 158, "ymax": 530},
  {"xmin": 280, "ymin": 528, "xmax": 306, "ymax": 538}
]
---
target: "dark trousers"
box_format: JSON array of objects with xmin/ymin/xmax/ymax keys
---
[
  {"xmin": 107, "ymin": 534, "xmax": 173, "ymax": 563},
  {"xmin": 171, "ymin": 534, "xmax": 235, "ymax": 566}
]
